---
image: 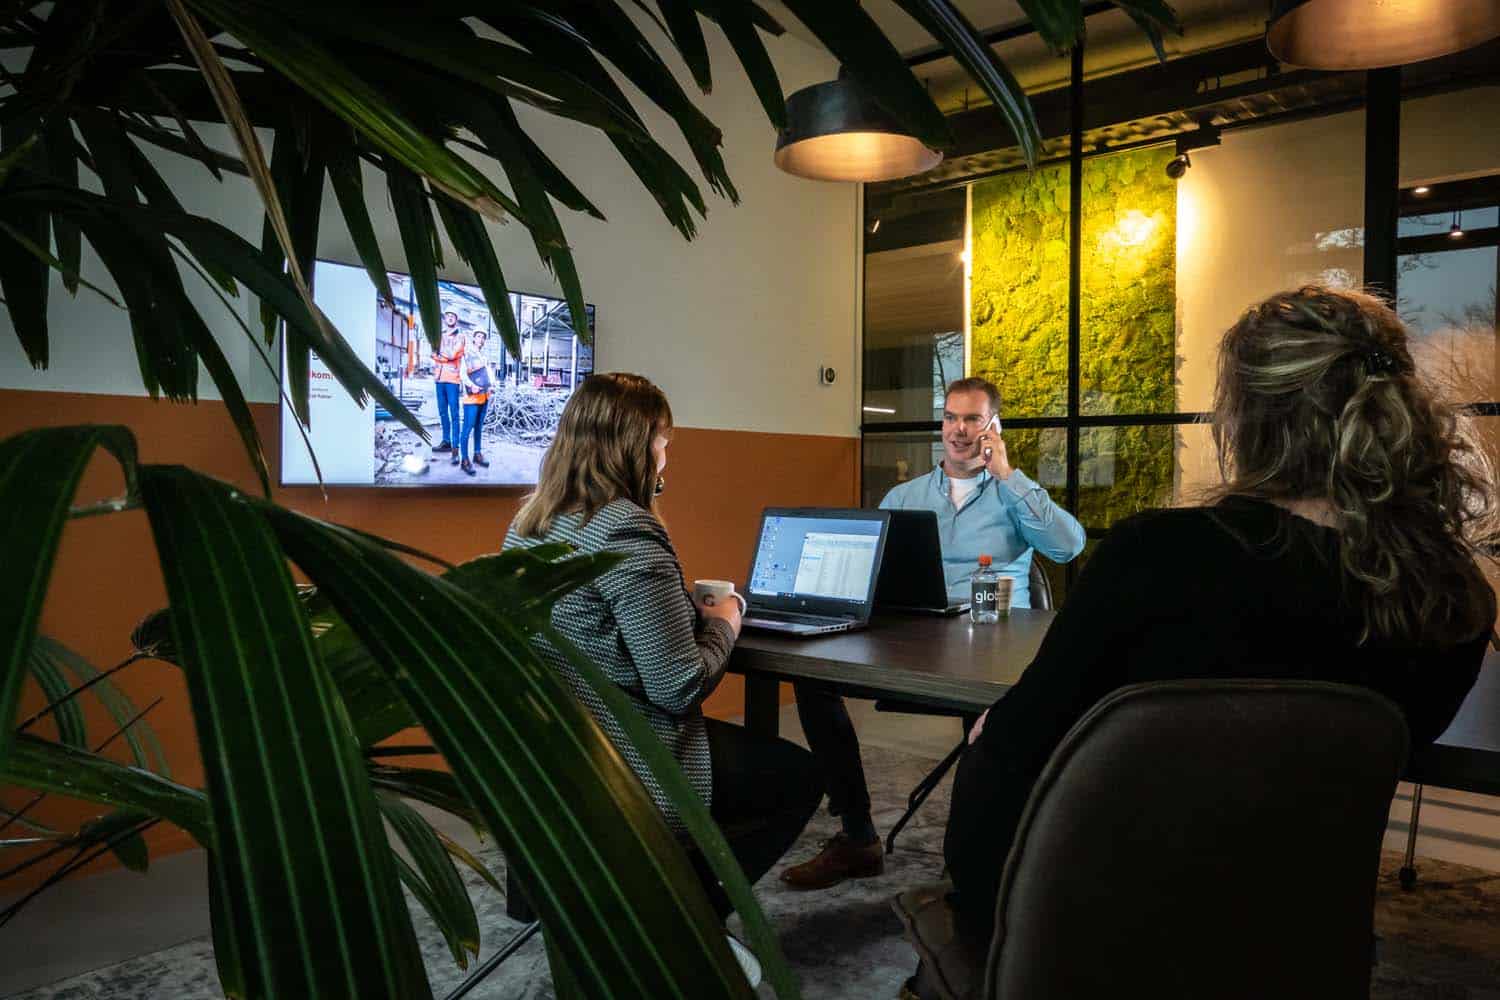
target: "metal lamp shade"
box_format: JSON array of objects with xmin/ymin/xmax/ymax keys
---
[
  {"xmin": 773, "ymin": 77, "xmax": 942, "ymax": 183},
  {"xmin": 1266, "ymin": 0, "xmax": 1500, "ymax": 70}
]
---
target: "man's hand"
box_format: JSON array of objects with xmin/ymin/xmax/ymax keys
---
[{"xmin": 975, "ymin": 429, "xmax": 1013, "ymax": 480}]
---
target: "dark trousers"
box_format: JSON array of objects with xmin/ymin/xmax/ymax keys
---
[
  {"xmin": 792, "ymin": 682, "xmax": 873, "ymax": 833},
  {"xmin": 687, "ymin": 718, "xmax": 823, "ymax": 918},
  {"xmin": 435, "ymin": 381, "xmax": 461, "ymax": 444}
]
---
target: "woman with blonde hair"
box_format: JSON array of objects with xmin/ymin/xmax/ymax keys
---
[
  {"xmin": 503, "ymin": 373, "xmax": 821, "ymax": 960},
  {"xmin": 934, "ymin": 285, "xmax": 1496, "ymax": 947}
]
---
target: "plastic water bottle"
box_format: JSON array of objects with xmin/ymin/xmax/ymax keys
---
[{"xmin": 970, "ymin": 554, "xmax": 1001, "ymax": 624}]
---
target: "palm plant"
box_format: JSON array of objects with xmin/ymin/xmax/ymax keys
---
[{"xmin": 0, "ymin": 2, "xmax": 1180, "ymax": 998}]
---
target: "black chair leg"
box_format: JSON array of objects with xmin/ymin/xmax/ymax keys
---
[
  {"xmin": 886, "ymin": 739, "xmax": 967, "ymax": 855},
  {"xmin": 442, "ymin": 919, "xmax": 541, "ymax": 1000},
  {"xmin": 1399, "ymin": 783, "xmax": 1424, "ymax": 891}
]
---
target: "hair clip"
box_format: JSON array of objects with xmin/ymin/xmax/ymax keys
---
[{"xmin": 1363, "ymin": 349, "xmax": 1405, "ymax": 377}]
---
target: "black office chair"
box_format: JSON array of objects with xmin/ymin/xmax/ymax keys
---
[
  {"xmin": 1397, "ymin": 648, "xmax": 1500, "ymax": 889},
  {"xmin": 878, "ymin": 557, "xmax": 1054, "ymax": 854},
  {"xmin": 894, "ymin": 680, "xmax": 1410, "ymax": 999}
]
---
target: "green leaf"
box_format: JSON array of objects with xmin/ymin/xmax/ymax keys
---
[
  {"xmin": 444, "ymin": 548, "xmax": 625, "ymax": 635},
  {"xmin": 325, "ymin": 126, "xmax": 394, "ymax": 305},
  {"xmin": 258, "ymin": 124, "xmax": 305, "ymax": 344},
  {"xmin": 114, "ymin": 120, "xmax": 239, "ymax": 296},
  {"xmin": 386, "ymin": 162, "xmax": 444, "ymax": 352},
  {"xmin": 1111, "ymin": 0, "xmax": 1183, "ymax": 63},
  {"xmin": 0, "ymin": 121, "xmax": 52, "ymax": 368},
  {"xmin": 436, "ymin": 828, "xmax": 503, "ymax": 894},
  {"xmin": 116, "ymin": 115, "xmax": 248, "ymax": 177},
  {"xmin": 483, "ymin": 13, "xmax": 708, "ymax": 238},
  {"xmin": 892, "ymin": 0, "xmax": 1042, "ymax": 167},
  {"xmin": 692, "ymin": 0, "xmax": 786, "ymax": 129},
  {"xmin": 184, "ymin": 0, "xmax": 518, "ymax": 221},
  {"xmin": 42, "ymin": 115, "xmax": 81, "ymax": 295},
  {"xmin": 1015, "ymin": 0, "xmax": 1086, "ymax": 53},
  {"xmin": 0, "ymin": 426, "xmax": 136, "ymax": 763},
  {"xmin": 78, "ymin": 809, "xmax": 151, "ymax": 872},
  {"xmin": 138, "ymin": 464, "xmax": 427, "ymax": 998},
  {"xmin": 529, "ymin": 1, "xmax": 740, "ymax": 203},
  {"xmin": 208, "ymin": 860, "xmax": 247, "ymax": 1000},
  {"xmin": 390, "ymin": 856, "xmax": 468, "ymax": 969},
  {"xmin": 25, "ymin": 641, "xmax": 87, "ymax": 748},
  {"xmin": 233, "ymin": 4, "xmax": 651, "ymax": 144},
  {"xmin": 11, "ymin": 186, "xmax": 424, "ymax": 440},
  {"xmin": 657, "ymin": 1, "xmax": 713, "ymax": 93},
  {"xmin": 315, "ymin": 546, "xmax": 621, "ymax": 749},
  {"xmin": 73, "ymin": 111, "xmax": 202, "ymax": 402},
  {"xmin": 540, "ymin": 623, "xmax": 801, "ymax": 998},
  {"xmin": 775, "ymin": 0, "xmax": 953, "ymax": 151},
  {"xmin": 467, "ymin": 98, "xmax": 590, "ymax": 342},
  {"xmin": 433, "ymin": 194, "xmax": 522, "ymax": 358},
  {"xmin": 378, "ymin": 792, "xmax": 480, "ymax": 968},
  {"xmin": 178, "ymin": 294, "xmax": 274, "ymax": 496},
  {"xmin": 366, "ymin": 765, "xmax": 484, "ymax": 831},
  {"xmin": 258, "ymin": 504, "xmax": 753, "ymax": 997},
  {"xmin": 1, "ymin": 733, "xmax": 210, "ymax": 843},
  {"xmin": 0, "ymin": 217, "xmax": 124, "ymax": 309},
  {"xmin": 35, "ymin": 636, "xmax": 169, "ymax": 777}
]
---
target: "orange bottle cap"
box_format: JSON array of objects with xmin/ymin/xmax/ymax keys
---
[{"xmin": 978, "ymin": 554, "xmax": 993, "ymax": 567}]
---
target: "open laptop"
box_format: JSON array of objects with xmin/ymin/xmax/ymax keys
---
[
  {"xmin": 875, "ymin": 509, "xmax": 969, "ymax": 616},
  {"xmin": 741, "ymin": 508, "xmax": 891, "ymax": 637}
]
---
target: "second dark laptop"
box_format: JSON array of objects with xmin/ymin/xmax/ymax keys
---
[{"xmin": 874, "ymin": 509, "xmax": 969, "ymax": 616}]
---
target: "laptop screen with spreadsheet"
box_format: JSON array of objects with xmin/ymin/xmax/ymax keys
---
[{"xmin": 746, "ymin": 510, "xmax": 889, "ymax": 614}]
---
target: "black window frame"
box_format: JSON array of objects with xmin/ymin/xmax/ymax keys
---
[{"xmin": 860, "ymin": 58, "xmax": 1500, "ymax": 594}]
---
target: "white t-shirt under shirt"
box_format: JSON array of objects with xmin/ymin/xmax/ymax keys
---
[{"xmin": 950, "ymin": 475, "xmax": 981, "ymax": 510}]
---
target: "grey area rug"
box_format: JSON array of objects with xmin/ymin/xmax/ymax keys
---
[{"xmin": 11, "ymin": 745, "xmax": 1500, "ymax": 999}]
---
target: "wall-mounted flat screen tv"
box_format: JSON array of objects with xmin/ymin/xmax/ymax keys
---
[{"xmin": 280, "ymin": 259, "xmax": 595, "ymax": 487}]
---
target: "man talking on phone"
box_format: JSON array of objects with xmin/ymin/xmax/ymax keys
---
[{"xmin": 781, "ymin": 376, "xmax": 1084, "ymax": 891}]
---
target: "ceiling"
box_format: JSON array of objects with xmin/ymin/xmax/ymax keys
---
[{"xmin": 763, "ymin": 1, "xmax": 1273, "ymax": 112}]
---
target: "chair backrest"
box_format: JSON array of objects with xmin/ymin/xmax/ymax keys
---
[
  {"xmin": 1026, "ymin": 557, "xmax": 1053, "ymax": 611},
  {"xmin": 985, "ymin": 680, "xmax": 1408, "ymax": 1000}
]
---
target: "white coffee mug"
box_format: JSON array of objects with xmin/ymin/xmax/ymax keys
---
[{"xmin": 693, "ymin": 579, "xmax": 747, "ymax": 614}]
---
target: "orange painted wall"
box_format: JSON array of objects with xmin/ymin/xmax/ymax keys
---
[{"xmin": 0, "ymin": 389, "xmax": 857, "ymax": 891}]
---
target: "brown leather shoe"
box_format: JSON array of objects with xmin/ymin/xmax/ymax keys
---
[{"xmin": 779, "ymin": 833, "xmax": 883, "ymax": 890}]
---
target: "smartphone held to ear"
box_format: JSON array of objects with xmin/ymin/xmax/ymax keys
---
[{"xmin": 982, "ymin": 414, "xmax": 1001, "ymax": 460}]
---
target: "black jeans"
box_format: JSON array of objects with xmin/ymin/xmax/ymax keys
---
[
  {"xmin": 687, "ymin": 718, "xmax": 823, "ymax": 918},
  {"xmin": 791, "ymin": 682, "xmax": 873, "ymax": 835}
]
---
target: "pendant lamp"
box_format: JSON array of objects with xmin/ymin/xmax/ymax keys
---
[
  {"xmin": 1266, "ymin": 0, "xmax": 1500, "ymax": 70},
  {"xmin": 774, "ymin": 75, "xmax": 942, "ymax": 183}
]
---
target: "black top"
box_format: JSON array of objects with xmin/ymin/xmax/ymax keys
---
[{"xmin": 945, "ymin": 496, "xmax": 1491, "ymax": 922}]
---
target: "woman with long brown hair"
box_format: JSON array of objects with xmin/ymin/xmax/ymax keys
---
[
  {"xmin": 935, "ymin": 285, "xmax": 1496, "ymax": 944},
  {"xmin": 503, "ymin": 373, "xmax": 821, "ymax": 974}
]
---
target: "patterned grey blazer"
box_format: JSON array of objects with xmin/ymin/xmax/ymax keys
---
[{"xmin": 501, "ymin": 498, "xmax": 735, "ymax": 833}]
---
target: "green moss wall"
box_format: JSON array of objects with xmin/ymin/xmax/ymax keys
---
[{"xmin": 969, "ymin": 147, "xmax": 1177, "ymax": 528}]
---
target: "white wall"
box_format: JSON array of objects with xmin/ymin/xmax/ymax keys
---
[
  {"xmin": 1173, "ymin": 87, "xmax": 1500, "ymax": 496},
  {"xmin": 0, "ymin": 24, "xmax": 860, "ymax": 439}
]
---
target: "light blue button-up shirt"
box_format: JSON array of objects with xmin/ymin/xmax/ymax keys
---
[{"xmin": 879, "ymin": 464, "xmax": 1086, "ymax": 606}]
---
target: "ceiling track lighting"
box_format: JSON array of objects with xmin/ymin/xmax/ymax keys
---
[
  {"xmin": 1164, "ymin": 123, "xmax": 1222, "ymax": 180},
  {"xmin": 1266, "ymin": 0, "xmax": 1500, "ymax": 70},
  {"xmin": 774, "ymin": 73, "xmax": 943, "ymax": 184}
]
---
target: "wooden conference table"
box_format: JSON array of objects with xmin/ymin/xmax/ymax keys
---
[
  {"xmin": 729, "ymin": 610, "xmax": 1500, "ymax": 852},
  {"xmin": 730, "ymin": 609, "xmax": 1055, "ymax": 739}
]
